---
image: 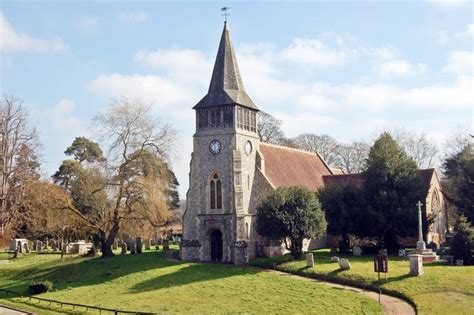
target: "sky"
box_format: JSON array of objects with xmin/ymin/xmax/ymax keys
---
[{"xmin": 1, "ymin": 0, "xmax": 473, "ymax": 197}]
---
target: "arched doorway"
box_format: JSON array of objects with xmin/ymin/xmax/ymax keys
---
[{"xmin": 210, "ymin": 229, "xmax": 223, "ymax": 261}]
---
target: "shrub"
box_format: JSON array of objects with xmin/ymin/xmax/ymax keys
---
[
  {"xmin": 451, "ymin": 215, "xmax": 474, "ymax": 265},
  {"xmin": 28, "ymin": 280, "xmax": 53, "ymax": 294}
]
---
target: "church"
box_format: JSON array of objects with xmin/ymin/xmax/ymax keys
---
[{"xmin": 181, "ymin": 22, "xmax": 447, "ymax": 264}]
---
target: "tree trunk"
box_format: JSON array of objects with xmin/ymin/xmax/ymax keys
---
[
  {"xmin": 100, "ymin": 222, "xmax": 120, "ymax": 258},
  {"xmin": 290, "ymin": 238, "xmax": 303, "ymax": 259}
]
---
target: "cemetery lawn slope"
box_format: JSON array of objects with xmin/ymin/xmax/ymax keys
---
[
  {"xmin": 250, "ymin": 249, "xmax": 474, "ymax": 315},
  {"xmin": 0, "ymin": 251, "xmax": 382, "ymax": 314}
]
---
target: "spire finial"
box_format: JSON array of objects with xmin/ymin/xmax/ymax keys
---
[{"xmin": 221, "ymin": 6, "xmax": 231, "ymax": 23}]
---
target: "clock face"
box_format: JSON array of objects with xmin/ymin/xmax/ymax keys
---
[
  {"xmin": 209, "ymin": 140, "xmax": 222, "ymax": 155},
  {"xmin": 244, "ymin": 140, "xmax": 253, "ymax": 155}
]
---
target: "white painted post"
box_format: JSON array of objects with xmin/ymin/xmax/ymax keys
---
[{"xmin": 416, "ymin": 201, "xmax": 426, "ymax": 251}]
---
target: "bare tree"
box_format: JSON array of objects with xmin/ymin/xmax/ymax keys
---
[
  {"xmin": 59, "ymin": 98, "xmax": 177, "ymax": 257},
  {"xmin": 257, "ymin": 111, "xmax": 285, "ymax": 144},
  {"xmin": 443, "ymin": 127, "xmax": 473, "ymax": 157},
  {"xmin": 392, "ymin": 129, "xmax": 439, "ymax": 169},
  {"xmin": 292, "ymin": 133, "xmax": 340, "ymax": 166},
  {"xmin": 0, "ymin": 95, "xmax": 40, "ymax": 238},
  {"xmin": 334, "ymin": 141, "xmax": 370, "ymax": 174}
]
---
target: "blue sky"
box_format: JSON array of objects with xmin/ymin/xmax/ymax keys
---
[{"xmin": 1, "ymin": 0, "xmax": 473, "ymax": 196}]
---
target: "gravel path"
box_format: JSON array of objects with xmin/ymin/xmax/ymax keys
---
[{"xmin": 0, "ymin": 305, "xmax": 32, "ymax": 315}]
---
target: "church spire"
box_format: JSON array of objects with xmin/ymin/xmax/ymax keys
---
[{"xmin": 194, "ymin": 23, "xmax": 258, "ymax": 110}]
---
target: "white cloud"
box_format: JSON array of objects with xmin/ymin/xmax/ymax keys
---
[
  {"xmin": 454, "ymin": 23, "xmax": 474, "ymax": 39},
  {"xmin": 280, "ymin": 38, "xmax": 349, "ymax": 67},
  {"xmin": 34, "ymin": 100, "xmax": 87, "ymax": 175},
  {"xmin": 444, "ymin": 50, "xmax": 474, "ymax": 75},
  {"xmin": 134, "ymin": 48, "xmax": 211, "ymax": 84},
  {"xmin": 118, "ymin": 12, "xmax": 148, "ymax": 24},
  {"xmin": 87, "ymin": 73, "xmax": 201, "ymax": 108},
  {"xmin": 78, "ymin": 16, "xmax": 101, "ymax": 31},
  {"xmin": 375, "ymin": 59, "xmax": 427, "ymax": 77},
  {"xmin": 0, "ymin": 12, "xmax": 66, "ymax": 53}
]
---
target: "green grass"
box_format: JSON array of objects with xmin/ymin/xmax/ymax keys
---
[
  {"xmin": 250, "ymin": 249, "xmax": 474, "ymax": 315},
  {"xmin": 0, "ymin": 250, "xmax": 382, "ymax": 314}
]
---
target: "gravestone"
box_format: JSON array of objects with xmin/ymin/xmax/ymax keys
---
[
  {"xmin": 409, "ymin": 254, "xmax": 423, "ymax": 275},
  {"xmin": 44, "ymin": 238, "xmax": 49, "ymax": 249},
  {"xmin": 24, "ymin": 242, "xmax": 30, "ymax": 253},
  {"xmin": 150, "ymin": 239, "xmax": 156, "ymax": 246},
  {"xmin": 136, "ymin": 237, "xmax": 143, "ymax": 254},
  {"xmin": 121, "ymin": 242, "xmax": 127, "ymax": 255},
  {"xmin": 35, "ymin": 240, "xmax": 42, "ymax": 252},
  {"xmin": 306, "ymin": 253, "xmax": 314, "ymax": 267},
  {"xmin": 129, "ymin": 240, "xmax": 136, "ymax": 254},
  {"xmin": 338, "ymin": 258, "xmax": 351, "ymax": 270},
  {"xmin": 112, "ymin": 239, "xmax": 118, "ymax": 251},
  {"xmin": 17, "ymin": 241, "xmax": 23, "ymax": 254},
  {"xmin": 162, "ymin": 239, "xmax": 169, "ymax": 251},
  {"xmin": 455, "ymin": 259, "xmax": 464, "ymax": 266},
  {"xmin": 330, "ymin": 256, "xmax": 339, "ymax": 262},
  {"xmin": 52, "ymin": 240, "xmax": 58, "ymax": 251},
  {"xmin": 145, "ymin": 239, "xmax": 151, "ymax": 251},
  {"xmin": 352, "ymin": 245, "xmax": 362, "ymax": 256},
  {"xmin": 398, "ymin": 249, "xmax": 406, "ymax": 257}
]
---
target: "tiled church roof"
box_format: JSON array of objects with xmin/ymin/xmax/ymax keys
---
[
  {"xmin": 322, "ymin": 173, "xmax": 365, "ymax": 189},
  {"xmin": 322, "ymin": 168, "xmax": 436, "ymax": 193},
  {"xmin": 193, "ymin": 22, "xmax": 258, "ymax": 110},
  {"xmin": 259, "ymin": 143, "xmax": 333, "ymax": 190}
]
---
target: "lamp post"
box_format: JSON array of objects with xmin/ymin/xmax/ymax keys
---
[{"xmin": 416, "ymin": 201, "xmax": 426, "ymax": 251}]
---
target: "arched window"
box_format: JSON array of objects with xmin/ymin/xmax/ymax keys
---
[{"xmin": 210, "ymin": 173, "xmax": 222, "ymax": 209}]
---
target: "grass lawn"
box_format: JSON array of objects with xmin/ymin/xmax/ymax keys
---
[
  {"xmin": 250, "ymin": 249, "xmax": 474, "ymax": 315},
  {"xmin": 0, "ymin": 250, "xmax": 382, "ymax": 314}
]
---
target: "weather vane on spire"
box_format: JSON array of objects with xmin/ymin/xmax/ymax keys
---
[{"xmin": 221, "ymin": 6, "xmax": 231, "ymax": 23}]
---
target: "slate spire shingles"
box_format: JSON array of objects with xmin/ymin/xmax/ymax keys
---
[{"xmin": 194, "ymin": 22, "xmax": 258, "ymax": 110}]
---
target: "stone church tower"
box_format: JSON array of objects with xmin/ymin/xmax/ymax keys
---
[{"xmin": 181, "ymin": 22, "xmax": 260, "ymax": 264}]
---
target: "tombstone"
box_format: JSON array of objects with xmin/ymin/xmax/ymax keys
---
[
  {"xmin": 52, "ymin": 240, "xmax": 58, "ymax": 251},
  {"xmin": 162, "ymin": 239, "xmax": 170, "ymax": 251},
  {"xmin": 35, "ymin": 240, "xmax": 43, "ymax": 252},
  {"xmin": 44, "ymin": 238, "xmax": 49, "ymax": 249},
  {"xmin": 398, "ymin": 249, "xmax": 406, "ymax": 257},
  {"xmin": 338, "ymin": 258, "xmax": 352, "ymax": 270},
  {"xmin": 129, "ymin": 240, "xmax": 136, "ymax": 254},
  {"xmin": 120, "ymin": 241, "xmax": 127, "ymax": 255},
  {"xmin": 409, "ymin": 254, "xmax": 423, "ymax": 275},
  {"xmin": 17, "ymin": 241, "xmax": 23, "ymax": 254},
  {"xmin": 445, "ymin": 255, "xmax": 454, "ymax": 265},
  {"xmin": 352, "ymin": 245, "xmax": 362, "ymax": 256},
  {"xmin": 150, "ymin": 239, "xmax": 156, "ymax": 246},
  {"xmin": 330, "ymin": 256, "xmax": 339, "ymax": 262},
  {"xmin": 145, "ymin": 239, "xmax": 151, "ymax": 251},
  {"xmin": 112, "ymin": 239, "xmax": 118, "ymax": 251},
  {"xmin": 24, "ymin": 242, "xmax": 30, "ymax": 253},
  {"xmin": 155, "ymin": 244, "xmax": 160, "ymax": 251},
  {"xmin": 306, "ymin": 253, "xmax": 314, "ymax": 267},
  {"xmin": 136, "ymin": 237, "xmax": 143, "ymax": 254},
  {"xmin": 13, "ymin": 249, "xmax": 19, "ymax": 258},
  {"xmin": 455, "ymin": 259, "xmax": 464, "ymax": 266}
]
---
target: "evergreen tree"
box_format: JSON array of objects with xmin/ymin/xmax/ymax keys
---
[
  {"xmin": 318, "ymin": 184, "xmax": 367, "ymax": 253},
  {"xmin": 364, "ymin": 132, "xmax": 424, "ymax": 253},
  {"xmin": 451, "ymin": 215, "xmax": 473, "ymax": 265},
  {"xmin": 443, "ymin": 144, "xmax": 474, "ymax": 224},
  {"xmin": 256, "ymin": 186, "xmax": 326, "ymax": 259}
]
